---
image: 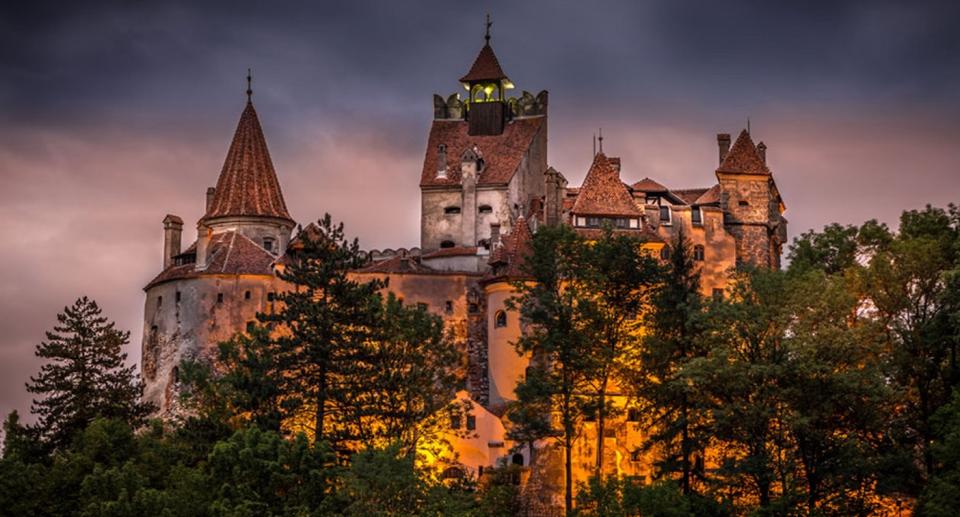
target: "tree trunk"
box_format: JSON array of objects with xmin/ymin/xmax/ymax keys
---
[
  {"xmin": 681, "ymin": 399, "xmax": 690, "ymax": 495},
  {"xmin": 565, "ymin": 432, "xmax": 573, "ymax": 516}
]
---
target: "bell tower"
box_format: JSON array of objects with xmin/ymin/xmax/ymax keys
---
[{"xmin": 460, "ymin": 15, "xmax": 514, "ymax": 136}]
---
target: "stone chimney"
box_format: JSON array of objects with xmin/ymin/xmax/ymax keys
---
[
  {"xmin": 757, "ymin": 142, "xmax": 767, "ymax": 164},
  {"xmin": 162, "ymin": 215, "xmax": 183, "ymax": 269},
  {"xmin": 543, "ymin": 167, "xmax": 567, "ymax": 227},
  {"xmin": 717, "ymin": 133, "xmax": 731, "ymax": 165},
  {"xmin": 195, "ymin": 223, "xmax": 212, "ymax": 270},
  {"xmin": 206, "ymin": 187, "xmax": 216, "ymax": 213},
  {"xmin": 490, "ymin": 223, "xmax": 501, "ymax": 249},
  {"xmin": 436, "ymin": 144, "xmax": 448, "ymax": 179}
]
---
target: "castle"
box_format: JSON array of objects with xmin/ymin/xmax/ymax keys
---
[{"xmin": 142, "ymin": 30, "xmax": 786, "ymax": 491}]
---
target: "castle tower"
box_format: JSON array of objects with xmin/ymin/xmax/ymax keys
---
[
  {"xmin": 715, "ymin": 129, "xmax": 787, "ymax": 268},
  {"xmin": 141, "ymin": 79, "xmax": 294, "ymax": 418},
  {"xmin": 419, "ymin": 23, "xmax": 549, "ymax": 264}
]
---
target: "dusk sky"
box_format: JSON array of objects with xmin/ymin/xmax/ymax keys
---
[{"xmin": 1, "ymin": 0, "xmax": 958, "ymax": 422}]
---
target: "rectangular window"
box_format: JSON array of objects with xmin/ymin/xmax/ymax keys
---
[
  {"xmin": 713, "ymin": 288, "xmax": 724, "ymax": 301},
  {"xmin": 450, "ymin": 414, "xmax": 461, "ymax": 430},
  {"xmin": 586, "ymin": 216, "xmax": 601, "ymax": 228},
  {"xmin": 267, "ymin": 292, "xmax": 275, "ymax": 302},
  {"xmin": 659, "ymin": 206, "xmax": 671, "ymax": 223},
  {"xmin": 445, "ymin": 301, "xmax": 453, "ymax": 314},
  {"xmin": 157, "ymin": 296, "xmax": 163, "ymax": 308},
  {"xmin": 417, "ymin": 302, "xmax": 428, "ymax": 311},
  {"xmin": 217, "ymin": 293, "xmax": 224, "ymax": 304},
  {"xmin": 175, "ymin": 291, "xmax": 181, "ymax": 303},
  {"xmin": 466, "ymin": 415, "xmax": 476, "ymax": 431},
  {"xmin": 615, "ymin": 218, "xmax": 628, "ymax": 228},
  {"xmin": 691, "ymin": 207, "xmax": 702, "ymax": 225}
]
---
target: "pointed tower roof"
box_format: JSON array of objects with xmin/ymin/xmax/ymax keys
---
[
  {"xmin": 717, "ymin": 129, "xmax": 771, "ymax": 176},
  {"xmin": 572, "ymin": 153, "xmax": 644, "ymax": 217},
  {"xmin": 460, "ymin": 43, "xmax": 510, "ymax": 83},
  {"xmin": 204, "ymin": 100, "xmax": 293, "ymax": 223}
]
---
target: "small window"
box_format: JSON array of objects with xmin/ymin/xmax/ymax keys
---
[
  {"xmin": 712, "ymin": 288, "xmax": 724, "ymax": 301},
  {"xmin": 440, "ymin": 240, "xmax": 456, "ymax": 249},
  {"xmin": 171, "ymin": 366, "xmax": 179, "ymax": 384},
  {"xmin": 263, "ymin": 238, "xmax": 274, "ymax": 253},
  {"xmin": 469, "ymin": 303, "xmax": 478, "ymax": 313},
  {"xmin": 739, "ymin": 200, "xmax": 750, "ymax": 207},
  {"xmin": 694, "ymin": 245, "xmax": 705, "ymax": 261},
  {"xmin": 659, "ymin": 206, "xmax": 671, "ymax": 223},
  {"xmin": 445, "ymin": 301, "xmax": 454, "ymax": 314},
  {"xmin": 217, "ymin": 293, "xmax": 224, "ymax": 304},
  {"xmin": 466, "ymin": 415, "xmax": 476, "ymax": 431},
  {"xmin": 444, "ymin": 206, "xmax": 461, "ymax": 215},
  {"xmin": 512, "ymin": 453, "xmax": 524, "ymax": 466},
  {"xmin": 691, "ymin": 207, "xmax": 702, "ymax": 225},
  {"xmin": 586, "ymin": 216, "xmax": 601, "ymax": 228},
  {"xmin": 660, "ymin": 246, "xmax": 671, "ymax": 260},
  {"xmin": 450, "ymin": 414, "xmax": 461, "ymax": 429},
  {"xmin": 627, "ymin": 408, "xmax": 641, "ymax": 422},
  {"xmin": 175, "ymin": 291, "xmax": 181, "ymax": 303},
  {"xmin": 478, "ymin": 205, "xmax": 493, "ymax": 214},
  {"xmin": 244, "ymin": 290, "xmax": 251, "ymax": 300},
  {"xmin": 267, "ymin": 292, "xmax": 275, "ymax": 302},
  {"xmin": 157, "ymin": 296, "xmax": 163, "ymax": 308},
  {"xmin": 246, "ymin": 321, "xmax": 256, "ymax": 332},
  {"xmin": 417, "ymin": 302, "xmax": 428, "ymax": 311},
  {"xmin": 494, "ymin": 310, "xmax": 507, "ymax": 328},
  {"xmin": 615, "ymin": 218, "xmax": 628, "ymax": 228}
]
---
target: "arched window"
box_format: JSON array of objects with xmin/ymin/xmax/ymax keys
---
[
  {"xmin": 440, "ymin": 240, "xmax": 456, "ymax": 249},
  {"xmin": 444, "ymin": 206, "xmax": 461, "ymax": 215},
  {"xmin": 694, "ymin": 245, "xmax": 705, "ymax": 261},
  {"xmin": 512, "ymin": 453, "xmax": 524, "ymax": 466},
  {"xmin": 494, "ymin": 310, "xmax": 507, "ymax": 328},
  {"xmin": 660, "ymin": 246, "xmax": 671, "ymax": 260},
  {"xmin": 478, "ymin": 205, "xmax": 493, "ymax": 214}
]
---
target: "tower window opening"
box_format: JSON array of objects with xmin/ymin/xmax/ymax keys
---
[
  {"xmin": 157, "ymin": 296, "xmax": 163, "ymax": 308},
  {"xmin": 440, "ymin": 240, "xmax": 456, "ymax": 249},
  {"xmin": 739, "ymin": 200, "xmax": 750, "ymax": 207},
  {"xmin": 694, "ymin": 245, "xmax": 705, "ymax": 261},
  {"xmin": 171, "ymin": 366, "xmax": 179, "ymax": 384},
  {"xmin": 466, "ymin": 415, "xmax": 476, "ymax": 431},
  {"xmin": 267, "ymin": 292, "xmax": 275, "ymax": 302},
  {"xmin": 512, "ymin": 453, "xmax": 524, "ymax": 466},
  {"xmin": 263, "ymin": 238, "xmax": 274, "ymax": 253},
  {"xmin": 494, "ymin": 310, "xmax": 507, "ymax": 328},
  {"xmin": 244, "ymin": 290, "xmax": 251, "ymax": 300},
  {"xmin": 217, "ymin": 293, "xmax": 224, "ymax": 304},
  {"xmin": 445, "ymin": 300, "xmax": 453, "ymax": 314},
  {"xmin": 175, "ymin": 291, "xmax": 181, "ymax": 303},
  {"xmin": 478, "ymin": 205, "xmax": 493, "ymax": 214},
  {"xmin": 444, "ymin": 206, "xmax": 461, "ymax": 215}
]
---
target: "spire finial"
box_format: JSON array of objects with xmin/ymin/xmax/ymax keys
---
[
  {"xmin": 485, "ymin": 13, "xmax": 492, "ymax": 43},
  {"xmin": 246, "ymin": 68, "xmax": 253, "ymax": 103},
  {"xmin": 593, "ymin": 133, "xmax": 597, "ymax": 157},
  {"xmin": 747, "ymin": 117, "xmax": 751, "ymax": 134},
  {"xmin": 598, "ymin": 128, "xmax": 604, "ymax": 154}
]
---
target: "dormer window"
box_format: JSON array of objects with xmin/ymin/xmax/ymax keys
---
[
  {"xmin": 263, "ymin": 238, "xmax": 274, "ymax": 253},
  {"xmin": 692, "ymin": 207, "xmax": 702, "ymax": 225},
  {"xmin": 478, "ymin": 205, "xmax": 493, "ymax": 214},
  {"xmin": 444, "ymin": 206, "xmax": 461, "ymax": 215}
]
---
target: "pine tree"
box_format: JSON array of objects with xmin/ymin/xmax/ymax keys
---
[
  {"xmin": 634, "ymin": 229, "xmax": 708, "ymax": 495},
  {"xmin": 25, "ymin": 297, "xmax": 151, "ymax": 450}
]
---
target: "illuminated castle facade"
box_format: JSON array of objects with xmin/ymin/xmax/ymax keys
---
[{"xmin": 141, "ymin": 31, "xmax": 786, "ymax": 498}]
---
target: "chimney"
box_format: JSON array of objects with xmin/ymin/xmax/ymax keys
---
[
  {"xmin": 757, "ymin": 142, "xmax": 767, "ymax": 164},
  {"xmin": 162, "ymin": 215, "xmax": 183, "ymax": 269},
  {"xmin": 436, "ymin": 144, "xmax": 448, "ymax": 179},
  {"xmin": 206, "ymin": 187, "xmax": 216, "ymax": 213},
  {"xmin": 195, "ymin": 223, "xmax": 212, "ymax": 270},
  {"xmin": 490, "ymin": 223, "xmax": 501, "ymax": 249},
  {"xmin": 717, "ymin": 133, "xmax": 731, "ymax": 165}
]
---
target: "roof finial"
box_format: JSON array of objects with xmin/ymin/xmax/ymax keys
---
[
  {"xmin": 747, "ymin": 117, "xmax": 751, "ymax": 134},
  {"xmin": 246, "ymin": 68, "xmax": 253, "ymax": 103},
  {"xmin": 485, "ymin": 13, "xmax": 492, "ymax": 44},
  {"xmin": 598, "ymin": 128, "xmax": 604, "ymax": 154},
  {"xmin": 593, "ymin": 133, "xmax": 597, "ymax": 157}
]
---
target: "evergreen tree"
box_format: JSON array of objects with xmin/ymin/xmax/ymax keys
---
[
  {"xmin": 508, "ymin": 223, "xmax": 593, "ymax": 515},
  {"xmin": 262, "ymin": 215, "xmax": 385, "ymax": 452},
  {"xmin": 25, "ymin": 297, "xmax": 151, "ymax": 450},
  {"xmin": 634, "ymin": 230, "xmax": 707, "ymax": 495}
]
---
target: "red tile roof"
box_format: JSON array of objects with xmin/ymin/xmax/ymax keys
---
[
  {"xmin": 571, "ymin": 153, "xmax": 644, "ymax": 217},
  {"xmin": 488, "ymin": 217, "xmax": 533, "ymax": 279},
  {"xmin": 671, "ymin": 188, "xmax": 710, "ymax": 205},
  {"xmin": 356, "ymin": 255, "xmax": 436, "ymax": 274},
  {"xmin": 460, "ymin": 43, "xmax": 509, "ymax": 83},
  {"xmin": 632, "ymin": 177, "xmax": 669, "ymax": 193},
  {"xmin": 419, "ymin": 117, "xmax": 544, "ymax": 187},
  {"xmin": 144, "ymin": 231, "xmax": 276, "ymax": 289},
  {"xmin": 204, "ymin": 102, "xmax": 293, "ymax": 222},
  {"xmin": 717, "ymin": 129, "xmax": 771, "ymax": 176},
  {"xmin": 693, "ymin": 184, "xmax": 721, "ymax": 205}
]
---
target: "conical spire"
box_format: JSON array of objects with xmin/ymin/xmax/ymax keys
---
[
  {"xmin": 717, "ymin": 129, "xmax": 771, "ymax": 175},
  {"xmin": 460, "ymin": 15, "xmax": 509, "ymax": 84},
  {"xmin": 204, "ymin": 91, "xmax": 293, "ymax": 222}
]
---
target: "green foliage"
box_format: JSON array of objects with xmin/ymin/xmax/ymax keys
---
[
  {"xmin": 25, "ymin": 297, "xmax": 153, "ymax": 450},
  {"xmin": 918, "ymin": 389, "xmax": 960, "ymax": 516}
]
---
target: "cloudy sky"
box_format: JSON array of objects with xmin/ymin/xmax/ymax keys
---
[{"xmin": 1, "ymin": 0, "xmax": 958, "ymax": 422}]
